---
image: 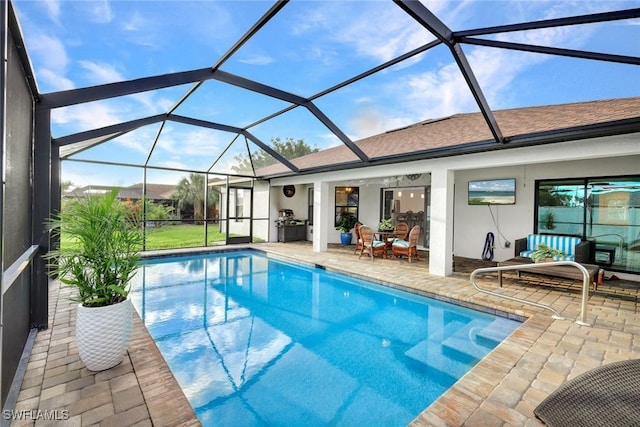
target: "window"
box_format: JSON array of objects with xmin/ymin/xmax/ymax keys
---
[
  {"xmin": 536, "ymin": 179, "xmax": 585, "ymax": 236},
  {"xmin": 335, "ymin": 186, "xmax": 359, "ymax": 226},
  {"xmin": 535, "ymin": 176, "xmax": 640, "ymax": 274}
]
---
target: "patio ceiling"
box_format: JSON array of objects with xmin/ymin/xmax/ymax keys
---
[{"xmin": 15, "ymin": 0, "xmax": 640, "ymax": 180}]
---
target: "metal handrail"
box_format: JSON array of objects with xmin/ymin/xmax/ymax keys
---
[
  {"xmin": 470, "ymin": 260, "xmax": 592, "ymax": 326},
  {"xmin": 2, "ymin": 245, "xmax": 39, "ymax": 296}
]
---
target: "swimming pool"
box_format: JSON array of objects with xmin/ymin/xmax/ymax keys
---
[{"xmin": 129, "ymin": 250, "xmax": 520, "ymax": 426}]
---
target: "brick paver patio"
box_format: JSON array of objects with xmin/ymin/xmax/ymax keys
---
[{"xmin": 9, "ymin": 242, "xmax": 640, "ymax": 426}]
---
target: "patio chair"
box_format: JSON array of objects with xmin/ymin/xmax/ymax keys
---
[
  {"xmin": 392, "ymin": 222, "xmax": 409, "ymax": 241},
  {"xmin": 353, "ymin": 222, "xmax": 364, "ymax": 254},
  {"xmin": 359, "ymin": 225, "xmax": 386, "ymax": 261},
  {"xmin": 392, "ymin": 225, "xmax": 421, "ymax": 263}
]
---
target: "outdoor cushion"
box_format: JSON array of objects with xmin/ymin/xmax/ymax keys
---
[
  {"xmin": 520, "ymin": 234, "xmax": 582, "ymax": 261},
  {"xmin": 392, "ymin": 239, "xmax": 409, "ymax": 248},
  {"xmin": 365, "ymin": 240, "xmax": 385, "ymax": 248}
]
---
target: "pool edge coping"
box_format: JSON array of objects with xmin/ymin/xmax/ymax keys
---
[{"xmin": 129, "ymin": 311, "xmax": 201, "ymax": 426}]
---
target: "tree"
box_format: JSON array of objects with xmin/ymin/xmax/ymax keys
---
[
  {"xmin": 124, "ymin": 197, "xmax": 175, "ymax": 226},
  {"xmin": 538, "ymin": 186, "xmax": 574, "ymax": 207},
  {"xmin": 232, "ymin": 137, "xmax": 318, "ymax": 173},
  {"xmin": 62, "ymin": 180, "xmax": 75, "ymax": 193},
  {"xmin": 172, "ymin": 173, "xmax": 219, "ymax": 220}
]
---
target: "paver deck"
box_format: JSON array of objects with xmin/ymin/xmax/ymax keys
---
[{"xmin": 9, "ymin": 242, "xmax": 640, "ymax": 426}]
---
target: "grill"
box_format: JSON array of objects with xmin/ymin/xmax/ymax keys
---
[
  {"xmin": 275, "ymin": 209, "xmax": 307, "ymax": 242},
  {"xmin": 275, "ymin": 209, "xmax": 295, "ymax": 227}
]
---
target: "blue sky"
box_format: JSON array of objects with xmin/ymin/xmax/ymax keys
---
[{"xmin": 13, "ymin": 0, "xmax": 640, "ymax": 187}]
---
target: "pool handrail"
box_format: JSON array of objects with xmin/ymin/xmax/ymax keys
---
[{"xmin": 469, "ymin": 260, "xmax": 591, "ymax": 326}]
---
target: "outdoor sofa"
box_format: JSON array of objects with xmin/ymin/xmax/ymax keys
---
[{"xmin": 515, "ymin": 234, "xmax": 594, "ymax": 263}]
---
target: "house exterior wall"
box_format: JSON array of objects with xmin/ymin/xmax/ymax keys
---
[
  {"xmin": 453, "ymin": 155, "xmax": 640, "ymax": 262},
  {"xmin": 272, "ymin": 184, "xmax": 310, "ymax": 222},
  {"xmin": 253, "ymin": 180, "xmax": 270, "ymax": 243},
  {"xmin": 270, "ymin": 131, "xmax": 640, "ymax": 278}
]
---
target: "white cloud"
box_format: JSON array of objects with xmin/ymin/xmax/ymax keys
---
[
  {"xmin": 78, "ymin": 60, "xmax": 123, "ymax": 85},
  {"xmin": 29, "ymin": 34, "xmax": 68, "ymax": 73},
  {"xmin": 119, "ymin": 10, "xmax": 162, "ymax": 48},
  {"xmin": 238, "ymin": 55, "xmax": 274, "ymax": 66},
  {"xmin": 130, "ymin": 91, "xmax": 174, "ymax": 114},
  {"xmin": 347, "ymin": 0, "xmax": 614, "ymax": 132},
  {"xmin": 42, "ymin": 0, "xmax": 61, "ymax": 22},
  {"xmin": 289, "ymin": 3, "xmax": 431, "ymax": 64},
  {"xmin": 85, "ymin": 0, "xmax": 114, "ymax": 24},
  {"xmin": 113, "ymin": 129, "xmax": 153, "ymax": 156},
  {"xmin": 37, "ymin": 69, "xmax": 75, "ymax": 92},
  {"xmin": 290, "ymin": 8, "xmax": 332, "ymax": 36},
  {"xmin": 26, "ymin": 33, "xmax": 73, "ymax": 92},
  {"xmin": 52, "ymin": 102, "xmax": 121, "ymax": 132},
  {"xmin": 320, "ymin": 133, "xmax": 343, "ymax": 149},
  {"xmin": 156, "ymin": 160, "xmax": 188, "ymax": 171},
  {"xmin": 340, "ymin": 14, "xmax": 432, "ymax": 63},
  {"xmin": 61, "ymin": 162, "xmax": 141, "ymax": 187},
  {"xmin": 122, "ymin": 10, "xmax": 148, "ymax": 32},
  {"xmin": 157, "ymin": 128, "xmax": 227, "ymax": 157}
]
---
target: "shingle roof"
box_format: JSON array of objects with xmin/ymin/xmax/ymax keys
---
[
  {"xmin": 127, "ymin": 183, "xmax": 176, "ymax": 199},
  {"xmin": 65, "ymin": 184, "xmax": 176, "ymax": 200},
  {"xmin": 258, "ymin": 97, "xmax": 640, "ymax": 177}
]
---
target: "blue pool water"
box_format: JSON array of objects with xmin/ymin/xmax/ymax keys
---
[{"xmin": 129, "ymin": 250, "xmax": 520, "ymax": 426}]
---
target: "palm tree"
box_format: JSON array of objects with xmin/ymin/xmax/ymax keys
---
[{"xmin": 172, "ymin": 173, "xmax": 219, "ymax": 220}]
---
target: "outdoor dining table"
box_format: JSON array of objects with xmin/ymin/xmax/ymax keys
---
[{"xmin": 375, "ymin": 231, "xmax": 397, "ymax": 255}]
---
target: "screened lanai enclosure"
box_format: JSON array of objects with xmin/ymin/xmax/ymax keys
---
[{"xmin": 1, "ymin": 0, "xmax": 640, "ymax": 411}]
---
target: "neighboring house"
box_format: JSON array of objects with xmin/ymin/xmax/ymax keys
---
[
  {"xmin": 127, "ymin": 183, "xmax": 179, "ymax": 204},
  {"xmin": 264, "ymin": 97, "xmax": 640, "ymax": 280},
  {"xmin": 65, "ymin": 183, "xmax": 177, "ymax": 209}
]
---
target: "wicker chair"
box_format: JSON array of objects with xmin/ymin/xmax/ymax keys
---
[
  {"xmin": 534, "ymin": 359, "xmax": 640, "ymax": 427},
  {"xmin": 393, "ymin": 222, "xmax": 409, "ymax": 240},
  {"xmin": 353, "ymin": 222, "xmax": 364, "ymax": 255},
  {"xmin": 359, "ymin": 225, "xmax": 386, "ymax": 261},
  {"xmin": 392, "ymin": 225, "xmax": 421, "ymax": 263}
]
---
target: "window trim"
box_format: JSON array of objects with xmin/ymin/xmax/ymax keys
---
[{"xmin": 334, "ymin": 186, "xmax": 359, "ymax": 227}]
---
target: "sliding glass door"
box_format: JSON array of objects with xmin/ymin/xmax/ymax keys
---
[
  {"xmin": 381, "ymin": 186, "xmax": 430, "ymax": 248},
  {"xmin": 536, "ymin": 176, "xmax": 640, "ymax": 274}
]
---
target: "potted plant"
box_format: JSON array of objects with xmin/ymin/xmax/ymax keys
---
[
  {"xmin": 541, "ymin": 210, "xmax": 556, "ymax": 230},
  {"xmin": 531, "ymin": 243, "xmax": 565, "ymax": 263},
  {"xmin": 378, "ymin": 218, "xmax": 394, "ymax": 232},
  {"xmin": 46, "ymin": 188, "xmax": 143, "ymax": 371},
  {"xmin": 335, "ymin": 213, "xmax": 357, "ymax": 246}
]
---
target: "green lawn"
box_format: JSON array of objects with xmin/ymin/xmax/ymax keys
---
[
  {"xmin": 144, "ymin": 224, "xmax": 226, "ymax": 250},
  {"xmin": 61, "ymin": 224, "xmax": 227, "ymax": 250}
]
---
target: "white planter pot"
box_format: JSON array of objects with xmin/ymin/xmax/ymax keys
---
[{"xmin": 76, "ymin": 298, "xmax": 133, "ymax": 371}]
